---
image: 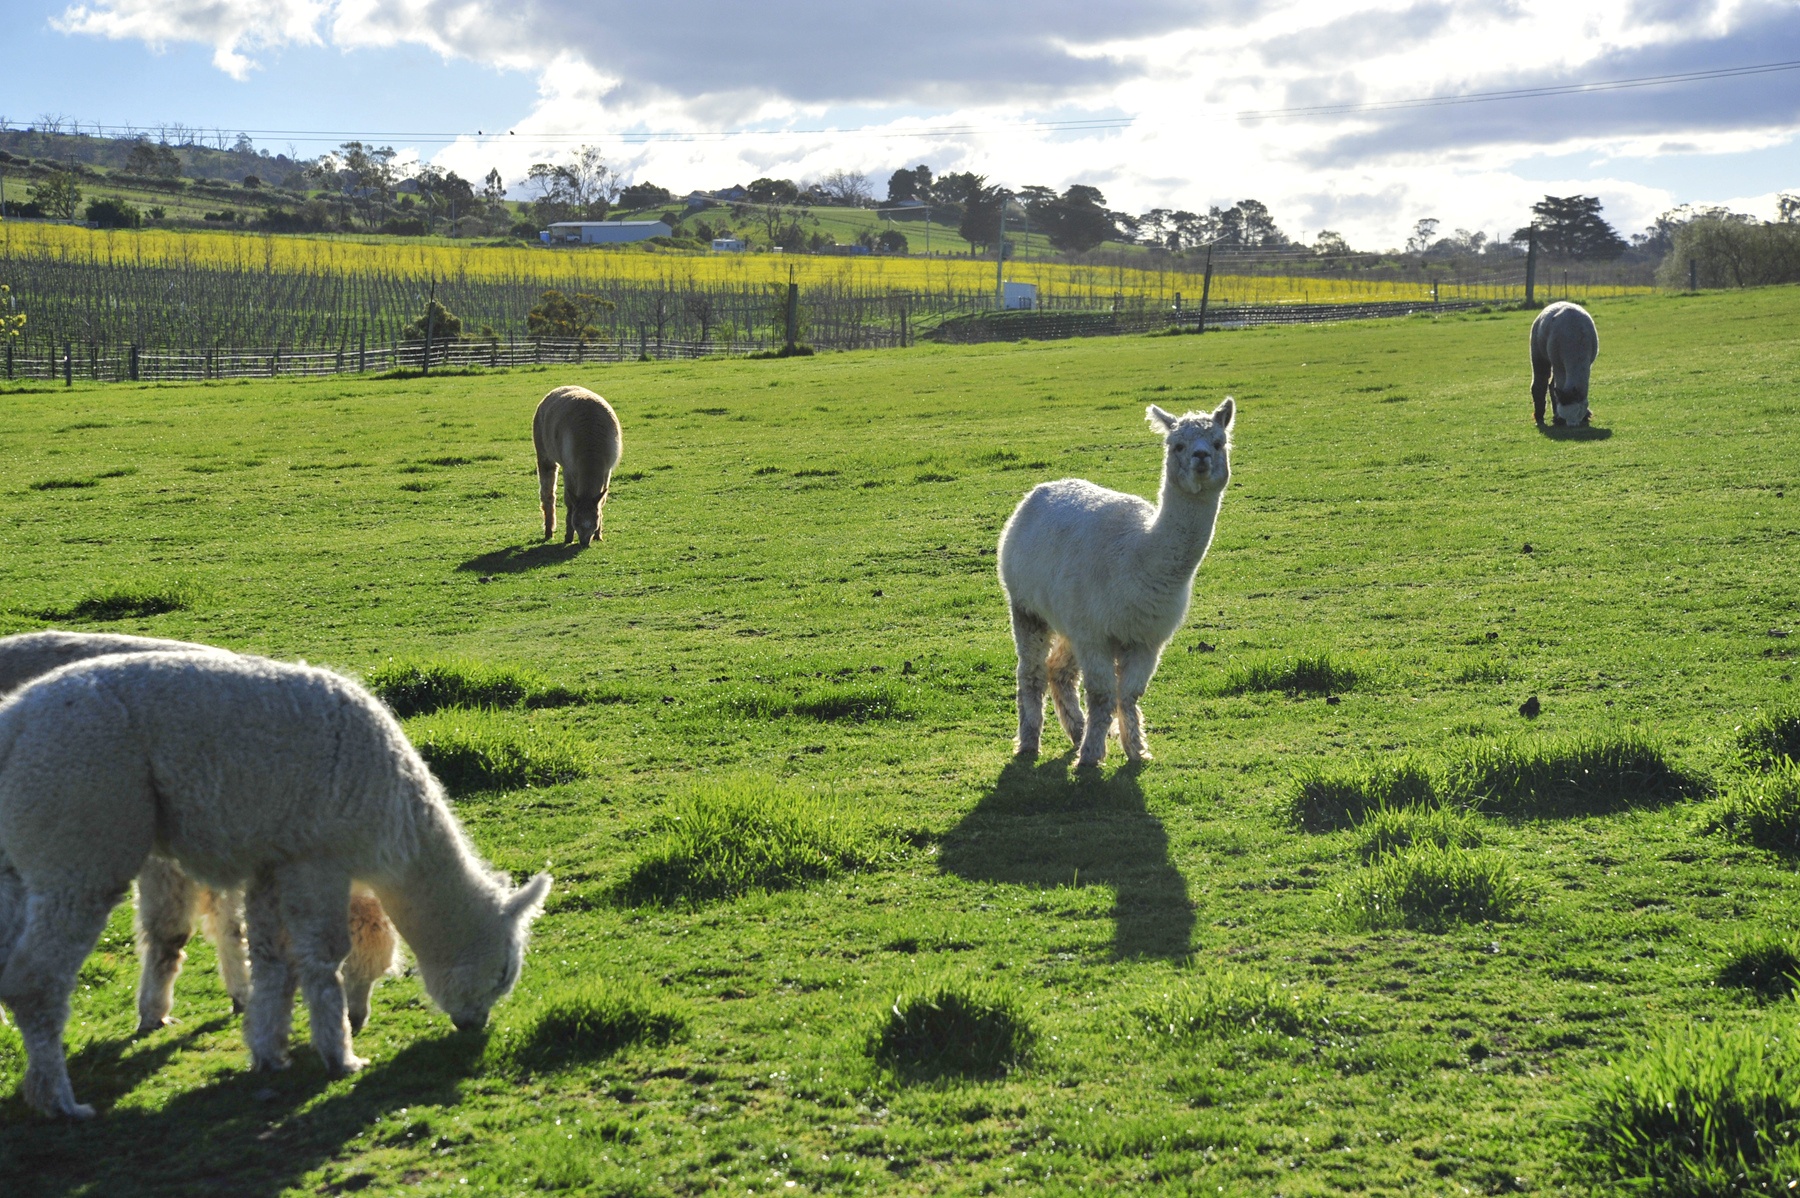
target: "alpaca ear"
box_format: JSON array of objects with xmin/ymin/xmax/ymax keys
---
[
  {"xmin": 1213, "ymin": 397, "xmax": 1235, "ymax": 430},
  {"xmin": 1145, "ymin": 404, "xmax": 1177, "ymax": 432},
  {"xmin": 505, "ymin": 873, "xmax": 552, "ymax": 924}
]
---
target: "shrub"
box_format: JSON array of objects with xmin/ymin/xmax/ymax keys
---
[
  {"xmin": 368, "ymin": 658, "xmax": 582, "ymax": 717},
  {"xmin": 1288, "ymin": 757, "xmax": 1439, "ymax": 831},
  {"xmin": 1711, "ymin": 763, "xmax": 1800, "ymax": 856},
  {"xmin": 1577, "ymin": 1019, "xmax": 1800, "ymax": 1195},
  {"xmin": 406, "ymin": 712, "xmax": 586, "ymax": 794},
  {"xmin": 83, "ymin": 198, "xmax": 142, "ymax": 230},
  {"xmin": 1447, "ymin": 732, "xmax": 1708, "ymax": 817},
  {"xmin": 1740, "ymin": 709, "xmax": 1800, "ymax": 771},
  {"xmin": 1132, "ymin": 969, "xmax": 1325, "ymax": 1040},
  {"xmin": 1717, "ymin": 935, "xmax": 1800, "ymax": 1000},
  {"xmin": 1338, "ymin": 842, "xmax": 1526, "ymax": 932},
  {"xmin": 485, "ymin": 983, "xmax": 686, "ymax": 1076},
  {"xmin": 870, "ymin": 981, "xmax": 1035, "ymax": 1079},
  {"xmin": 617, "ymin": 778, "xmax": 889, "ymax": 905},
  {"xmin": 1220, "ymin": 652, "xmax": 1359, "ymax": 697},
  {"xmin": 1354, "ymin": 804, "xmax": 1484, "ymax": 862}
]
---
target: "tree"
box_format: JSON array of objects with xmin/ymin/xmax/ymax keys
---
[
  {"xmin": 746, "ymin": 177, "xmax": 799, "ymax": 204},
  {"xmin": 29, "ymin": 171, "xmax": 80, "ymax": 220},
  {"xmin": 1313, "ymin": 229, "xmax": 1351, "ymax": 256},
  {"xmin": 482, "ymin": 168, "xmax": 507, "ymax": 209},
  {"xmin": 1512, "ymin": 195, "xmax": 1626, "ymax": 260},
  {"xmin": 1029, "ymin": 183, "xmax": 1115, "ymax": 254},
  {"xmin": 1778, "ymin": 193, "xmax": 1799, "ymax": 225},
  {"xmin": 956, "ymin": 179, "xmax": 1004, "ymax": 252},
  {"xmin": 817, "ymin": 169, "xmax": 873, "ymax": 207},
  {"xmin": 401, "ymin": 298, "xmax": 465, "ymax": 341},
  {"xmin": 877, "ymin": 228, "xmax": 908, "ymax": 253},
  {"xmin": 83, "ymin": 197, "xmax": 140, "ymax": 229},
  {"xmin": 618, "ymin": 181, "xmax": 673, "ymax": 210},
  {"xmin": 1406, "ymin": 218, "xmax": 1440, "ymax": 254},
  {"xmin": 124, "ymin": 141, "xmax": 180, "ymax": 178},
  {"xmin": 525, "ymin": 147, "xmax": 616, "ymax": 223},
  {"xmin": 886, "ymin": 165, "xmax": 932, "ymax": 203},
  {"xmin": 527, "ymin": 290, "xmax": 615, "ymax": 340}
]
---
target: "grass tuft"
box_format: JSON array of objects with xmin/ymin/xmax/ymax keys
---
[
  {"xmin": 870, "ymin": 980, "xmax": 1035, "ymax": 1080},
  {"xmin": 369, "ymin": 658, "xmax": 584, "ymax": 717},
  {"xmin": 1451, "ymin": 733, "xmax": 1709, "ymax": 818},
  {"xmin": 1132, "ymin": 969, "xmax": 1325, "ymax": 1040},
  {"xmin": 52, "ymin": 582, "xmax": 193, "ymax": 622},
  {"xmin": 1338, "ymin": 842, "xmax": 1526, "ymax": 932},
  {"xmin": 30, "ymin": 477, "xmax": 98, "ymax": 490},
  {"xmin": 1354, "ymin": 804, "xmax": 1484, "ymax": 862},
  {"xmin": 1220, "ymin": 652, "xmax": 1360, "ymax": 696},
  {"xmin": 711, "ymin": 679, "xmax": 913, "ymax": 724},
  {"xmin": 1739, "ymin": 709, "xmax": 1800, "ymax": 770},
  {"xmin": 1710, "ymin": 763, "xmax": 1800, "ymax": 856},
  {"xmin": 1576, "ymin": 1018, "xmax": 1800, "ymax": 1196},
  {"xmin": 1288, "ymin": 758, "xmax": 1439, "ymax": 831},
  {"xmin": 485, "ymin": 983, "xmax": 686, "ymax": 1076},
  {"xmin": 1716, "ymin": 934, "xmax": 1800, "ymax": 1000},
  {"xmin": 405, "ymin": 711, "xmax": 587, "ymax": 794},
  {"xmin": 617, "ymin": 779, "xmax": 889, "ymax": 905}
]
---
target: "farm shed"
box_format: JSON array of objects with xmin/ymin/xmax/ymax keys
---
[{"xmin": 542, "ymin": 220, "xmax": 671, "ymax": 246}]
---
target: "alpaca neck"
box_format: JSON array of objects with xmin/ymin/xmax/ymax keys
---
[
  {"xmin": 1145, "ymin": 476, "xmax": 1225, "ymax": 576},
  {"xmin": 369, "ymin": 805, "xmax": 498, "ymax": 968}
]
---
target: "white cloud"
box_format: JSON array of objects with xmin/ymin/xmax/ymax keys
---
[{"xmin": 48, "ymin": 0, "xmax": 1800, "ymax": 246}]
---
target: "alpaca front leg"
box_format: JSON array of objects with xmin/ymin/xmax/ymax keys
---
[
  {"xmin": 134, "ymin": 855, "xmax": 197, "ymax": 1033},
  {"xmin": 1074, "ymin": 649, "xmax": 1117, "ymax": 768},
  {"xmin": 1115, "ymin": 646, "xmax": 1163, "ymax": 763},
  {"xmin": 1009, "ymin": 606, "xmax": 1052, "ymax": 757},
  {"xmin": 537, "ymin": 460, "xmax": 558, "ymax": 541},
  {"xmin": 243, "ymin": 875, "xmax": 297, "ymax": 1071},
  {"xmin": 277, "ymin": 863, "xmax": 364, "ymax": 1076},
  {"xmin": 199, "ymin": 885, "xmax": 253, "ymax": 1015},
  {"xmin": 0, "ymin": 887, "xmax": 120, "ymax": 1118},
  {"xmin": 1047, "ymin": 636, "xmax": 1086, "ymax": 749}
]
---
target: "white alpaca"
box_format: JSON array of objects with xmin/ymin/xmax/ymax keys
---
[
  {"xmin": 0, "ymin": 631, "xmax": 399, "ymax": 1036},
  {"xmin": 0, "ymin": 652, "xmax": 550, "ymax": 1118},
  {"xmin": 997, "ymin": 400, "xmax": 1234, "ymax": 768},
  {"xmin": 534, "ymin": 385, "xmax": 623, "ymax": 546},
  {"xmin": 1529, "ymin": 301, "xmax": 1598, "ymax": 427}
]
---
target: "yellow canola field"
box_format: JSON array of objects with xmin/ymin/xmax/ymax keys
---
[{"xmin": 1, "ymin": 221, "xmax": 1648, "ymax": 305}]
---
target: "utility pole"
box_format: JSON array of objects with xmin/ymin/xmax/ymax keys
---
[
  {"xmin": 994, "ymin": 193, "xmax": 1007, "ymax": 309},
  {"xmin": 1524, "ymin": 226, "xmax": 1537, "ymax": 306}
]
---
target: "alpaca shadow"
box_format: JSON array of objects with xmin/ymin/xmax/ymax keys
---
[
  {"xmin": 938, "ymin": 757, "xmax": 1194, "ymax": 960},
  {"xmin": 456, "ymin": 542, "xmax": 585, "ymax": 574},
  {"xmin": 0, "ymin": 1028, "xmax": 488, "ymax": 1198},
  {"xmin": 1536, "ymin": 422, "xmax": 1613, "ymax": 441}
]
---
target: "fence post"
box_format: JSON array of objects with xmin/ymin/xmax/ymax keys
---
[
  {"xmin": 5, "ymin": 341, "xmax": 11, "ymax": 380},
  {"xmin": 270, "ymin": 349, "xmax": 278, "ymax": 378},
  {"xmin": 130, "ymin": 345, "xmax": 139, "ymax": 382},
  {"xmin": 359, "ymin": 332, "xmax": 366, "ymax": 374},
  {"xmin": 422, "ymin": 282, "xmax": 436, "ymax": 376},
  {"xmin": 1197, "ymin": 246, "xmax": 1214, "ymax": 335},
  {"xmin": 639, "ymin": 323, "xmax": 648, "ymax": 359},
  {"xmin": 63, "ymin": 345, "xmax": 72, "ymax": 387},
  {"xmin": 784, "ymin": 282, "xmax": 798, "ymax": 351},
  {"xmin": 1524, "ymin": 227, "xmax": 1537, "ymax": 306}
]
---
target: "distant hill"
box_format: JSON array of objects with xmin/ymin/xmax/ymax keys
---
[{"xmin": 0, "ymin": 128, "xmax": 305, "ymax": 187}]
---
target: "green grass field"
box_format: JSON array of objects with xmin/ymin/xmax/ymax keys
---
[{"xmin": 0, "ymin": 286, "xmax": 1797, "ymax": 1195}]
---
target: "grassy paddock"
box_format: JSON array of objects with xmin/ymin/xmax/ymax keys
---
[{"xmin": 0, "ymin": 287, "xmax": 1796, "ymax": 1193}]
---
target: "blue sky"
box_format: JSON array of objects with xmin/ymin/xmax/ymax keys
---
[{"xmin": 5, "ymin": 0, "xmax": 1797, "ymax": 248}]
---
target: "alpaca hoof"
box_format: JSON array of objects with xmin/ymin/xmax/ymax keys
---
[
  {"xmin": 1013, "ymin": 739, "xmax": 1040, "ymax": 759},
  {"xmin": 230, "ymin": 997, "xmax": 246, "ymax": 1016},
  {"xmin": 65, "ymin": 1103, "xmax": 96, "ymax": 1120},
  {"xmin": 1074, "ymin": 755, "xmax": 1104, "ymax": 771},
  {"xmin": 135, "ymin": 1015, "xmax": 174, "ymax": 1036},
  {"xmin": 328, "ymin": 1054, "xmax": 368, "ymax": 1078},
  {"xmin": 1127, "ymin": 749, "xmax": 1154, "ymax": 763},
  {"xmin": 251, "ymin": 1053, "xmax": 292, "ymax": 1073}
]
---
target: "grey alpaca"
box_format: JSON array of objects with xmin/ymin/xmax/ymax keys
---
[
  {"xmin": 534, "ymin": 385, "xmax": 623, "ymax": 546},
  {"xmin": 1530, "ymin": 301, "xmax": 1598, "ymax": 427}
]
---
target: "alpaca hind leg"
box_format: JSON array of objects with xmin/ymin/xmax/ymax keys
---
[
  {"xmin": 1009, "ymin": 606, "xmax": 1052, "ymax": 757},
  {"xmin": 537, "ymin": 460, "xmax": 559, "ymax": 541},
  {"xmin": 342, "ymin": 889, "xmax": 398, "ymax": 1036},
  {"xmin": 0, "ymin": 887, "xmax": 121, "ymax": 1118},
  {"xmin": 242, "ymin": 872, "xmax": 298, "ymax": 1071},
  {"xmin": 276, "ymin": 862, "xmax": 363, "ymax": 1076},
  {"xmin": 1531, "ymin": 352, "xmax": 1551, "ymax": 425},
  {"xmin": 1073, "ymin": 646, "xmax": 1117, "ymax": 769},
  {"xmin": 134, "ymin": 856, "xmax": 197, "ymax": 1033},
  {"xmin": 199, "ymin": 885, "xmax": 253, "ymax": 1015},
  {"xmin": 1046, "ymin": 636, "xmax": 1086, "ymax": 748},
  {"xmin": 1115, "ymin": 645, "xmax": 1163, "ymax": 763}
]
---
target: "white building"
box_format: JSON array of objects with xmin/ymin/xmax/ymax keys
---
[
  {"xmin": 1003, "ymin": 282, "xmax": 1039, "ymax": 311},
  {"xmin": 711, "ymin": 237, "xmax": 746, "ymax": 252},
  {"xmin": 541, "ymin": 220, "xmax": 671, "ymax": 246}
]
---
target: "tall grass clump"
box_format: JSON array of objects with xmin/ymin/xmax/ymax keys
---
[
  {"xmin": 405, "ymin": 711, "xmax": 587, "ymax": 794},
  {"xmin": 52, "ymin": 582, "xmax": 194, "ymax": 622},
  {"xmin": 484, "ymin": 982, "xmax": 687, "ymax": 1077},
  {"xmin": 1338, "ymin": 842, "xmax": 1526, "ymax": 932},
  {"xmin": 369, "ymin": 657, "xmax": 583, "ymax": 717},
  {"xmin": 1711, "ymin": 763, "xmax": 1800, "ymax": 856},
  {"xmin": 1220, "ymin": 652, "xmax": 1360, "ymax": 697},
  {"xmin": 1354, "ymin": 804, "xmax": 1484, "ymax": 862},
  {"xmin": 1577, "ymin": 1019, "xmax": 1800, "ymax": 1196},
  {"xmin": 1132, "ymin": 969, "xmax": 1325, "ymax": 1040},
  {"xmin": 1740, "ymin": 709, "xmax": 1800, "ymax": 771},
  {"xmin": 870, "ymin": 980, "xmax": 1036, "ymax": 1080},
  {"xmin": 1448, "ymin": 732, "xmax": 1708, "ymax": 817},
  {"xmin": 1717, "ymin": 934, "xmax": 1800, "ymax": 1000},
  {"xmin": 617, "ymin": 779, "xmax": 890, "ymax": 905},
  {"xmin": 710, "ymin": 678, "xmax": 914, "ymax": 724},
  {"xmin": 1288, "ymin": 757, "xmax": 1439, "ymax": 831}
]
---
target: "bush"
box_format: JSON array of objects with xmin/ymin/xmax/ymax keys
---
[
  {"xmin": 1717, "ymin": 935, "xmax": 1800, "ymax": 1000},
  {"xmin": 870, "ymin": 981, "xmax": 1035, "ymax": 1079},
  {"xmin": 1577, "ymin": 1019, "xmax": 1800, "ymax": 1195},
  {"xmin": 83, "ymin": 198, "xmax": 141, "ymax": 229},
  {"xmin": 484, "ymin": 983, "xmax": 686, "ymax": 1076},
  {"xmin": 1288, "ymin": 758, "xmax": 1439, "ymax": 831},
  {"xmin": 367, "ymin": 658, "xmax": 582, "ymax": 717},
  {"xmin": 1132, "ymin": 969, "xmax": 1324, "ymax": 1040},
  {"xmin": 1220, "ymin": 652, "xmax": 1359, "ymax": 697},
  {"xmin": 405, "ymin": 712, "xmax": 587, "ymax": 794},
  {"xmin": 1354, "ymin": 804, "xmax": 1484, "ymax": 862},
  {"xmin": 617, "ymin": 778, "xmax": 889, "ymax": 905},
  {"xmin": 1740, "ymin": 709, "xmax": 1800, "ymax": 770},
  {"xmin": 1338, "ymin": 842, "xmax": 1526, "ymax": 931},
  {"xmin": 1711, "ymin": 763, "xmax": 1800, "ymax": 856},
  {"xmin": 1448, "ymin": 732, "xmax": 1708, "ymax": 818}
]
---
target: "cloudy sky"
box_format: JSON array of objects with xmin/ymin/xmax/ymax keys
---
[{"xmin": 6, "ymin": 0, "xmax": 1798, "ymax": 248}]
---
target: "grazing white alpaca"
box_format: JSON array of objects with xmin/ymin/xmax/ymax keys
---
[
  {"xmin": 998, "ymin": 399, "xmax": 1234, "ymax": 768},
  {"xmin": 0, "ymin": 631, "xmax": 399, "ymax": 1035},
  {"xmin": 1530, "ymin": 301, "xmax": 1598, "ymax": 427},
  {"xmin": 0, "ymin": 652, "xmax": 550, "ymax": 1118},
  {"xmin": 534, "ymin": 385, "xmax": 623, "ymax": 546}
]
